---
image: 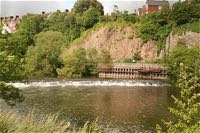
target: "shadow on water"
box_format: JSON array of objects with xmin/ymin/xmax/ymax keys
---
[{"xmin": 1, "ymin": 79, "xmax": 176, "ymax": 132}]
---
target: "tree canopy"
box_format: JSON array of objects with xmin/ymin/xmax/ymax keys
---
[
  {"xmin": 166, "ymin": 41, "xmax": 200, "ymax": 82},
  {"xmin": 25, "ymin": 31, "xmax": 65, "ymax": 78},
  {"xmin": 172, "ymin": 1, "xmax": 200, "ymax": 25},
  {"xmin": 72, "ymin": 0, "xmax": 104, "ymax": 15}
]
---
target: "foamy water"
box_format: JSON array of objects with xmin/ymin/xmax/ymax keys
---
[{"xmin": 7, "ymin": 79, "xmax": 168, "ymax": 89}]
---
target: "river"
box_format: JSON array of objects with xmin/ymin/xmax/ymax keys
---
[{"xmin": 0, "ymin": 79, "xmax": 175, "ymax": 132}]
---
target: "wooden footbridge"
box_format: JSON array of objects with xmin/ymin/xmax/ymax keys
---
[{"xmin": 97, "ymin": 63, "xmax": 167, "ymax": 80}]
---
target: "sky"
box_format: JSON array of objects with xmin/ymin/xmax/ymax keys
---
[{"xmin": 0, "ymin": 0, "xmax": 178, "ymax": 17}]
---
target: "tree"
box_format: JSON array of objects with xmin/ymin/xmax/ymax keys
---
[
  {"xmin": 45, "ymin": 11, "xmax": 68, "ymax": 33},
  {"xmin": 86, "ymin": 48, "xmax": 99, "ymax": 75},
  {"xmin": 166, "ymin": 41, "xmax": 200, "ymax": 82},
  {"xmin": 159, "ymin": 5, "xmax": 171, "ymax": 24},
  {"xmin": 58, "ymin": 48, "xmax": 100, "ymax": 78},
  {"xmin": 158, "ymin": 64, "xmax": 200, "ymax": 133},
  {"xmin": 0, "ymin": 51, "xmax": 25, "ymax": 82},
  {"xmin": 83, "ymin": 7, "xmax": 101, "ymax": 29},
  {"xmin": 4, "ymin": 30, "xmax": 33, "ymax": 57},
  {"xmin": 63, "ymin": 13, "xmax": 83, "ymax": 44},
  {"xmin": 0, "ymin": 35, "xmax": 25, "ymax": 105},
  {"xmin": 0, "ymin": 33, "xmax": 28, "ymax": 82},
  {"xmin": 48, "ymin": 11, "xmax": 68, "ymax": 25},
  {"xmin": 18, "ymin": 14, "xmax": 45, "ymax": 35},
  {"xmin": 140, "ymin": 13, "xmax": 161, "ymax": 42},
  {"xmin": 72, "ymin": 0, "xmax": 104, "ymax": 15},
  {"xmin": 57, "ymin": 48, "xmax": 88, "ymax": 78},
  {"xmin": 25, "ymin": 31, "xmax": 65, "ymax": 78},
  {"xmin": 98, "ymin": 50, "xmax": 112, "ymax": 67},
  {"xmin": 172, "ymin": 1, "xmax": 200, "ymax": 25},
  {"xmin": 0, "ymin": 81, "xmax": 24, "ymax": 106}
]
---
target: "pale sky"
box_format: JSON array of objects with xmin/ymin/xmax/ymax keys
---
[{"xmin": 0, "ymin": 0, "xmax": 178, "ymax": 17}]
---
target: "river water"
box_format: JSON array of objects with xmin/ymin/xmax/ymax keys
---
[{"xmin": 0, "ymin": 79, "xmax": 175, "ymax": 132}]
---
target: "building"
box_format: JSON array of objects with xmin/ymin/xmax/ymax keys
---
[
  {"xmin": 1, "ymin": 15, "xmax": 21, "ymax": 34},
  {"xmin": 137, "ymin": 0, "xmax": 169, "ymax": 15}
]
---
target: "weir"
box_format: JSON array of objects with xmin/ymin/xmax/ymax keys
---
[{"xmin": 97, "ymin": 63, "xmax": 167, "ymax": 80}]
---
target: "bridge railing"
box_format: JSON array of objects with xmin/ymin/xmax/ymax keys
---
[{"xmin": 98, "ymin": 63, "xmax": 167, "ymax": 70}]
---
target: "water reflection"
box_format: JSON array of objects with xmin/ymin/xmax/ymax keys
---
[{"xmin": 1, "ymin": 81, "xmax": 174, "ymax": 132}]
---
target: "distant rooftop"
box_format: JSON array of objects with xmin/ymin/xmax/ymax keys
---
[{"xmin": 146, "ymin": 0, "xmax": 169, "ymax": 6}]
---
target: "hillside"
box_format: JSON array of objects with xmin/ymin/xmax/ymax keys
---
[{"xmin": 63, "ymin": 22, "xmax": 200, "ymax": 63}]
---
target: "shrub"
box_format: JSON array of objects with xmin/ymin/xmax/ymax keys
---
[
  {"xmin": 0, "ymin": 81, "xmax": 24, "ymax": 106},
  {"xmin": 158, "ymin": 64, "xmax": 200, "ymax": 133},
  {"xmin": 133, "ymin": 52, "xmax": 142, "ymax": 61}
]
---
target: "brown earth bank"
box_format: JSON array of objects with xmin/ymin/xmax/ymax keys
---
[{"xmin": 63, "ymin": 25, "xmax": 200, "ymax": 62}]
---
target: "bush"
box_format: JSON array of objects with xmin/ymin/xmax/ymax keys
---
[
  {"xmin": 123, "ymin": 58, "xmax": 132, "ymax": 63},
  {"xmin": 57, "ymin": 48, "xmax": 88, "ymax": 78},
  {"xmin": 133, "ymin": 52, "xmax": 142, "ymax": 61},
  {"xmin": 58, "ymin": 48, "xmax": 113, "ymax": 78},
  {"xmin": 166, "ymin": 42, "xmax": 200, "ymax": 82},
  {"xmin": 0, "ymin": 81, "xmax": 24, "ymax": 106},
  {"xmin": 158, "ymin": 64, "xmax": 200, "ymax": 133}
]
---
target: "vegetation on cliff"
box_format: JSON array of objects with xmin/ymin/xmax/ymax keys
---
[{"xmin": 166, "ymin": 40, "xmax": 200, "ymax": 83}]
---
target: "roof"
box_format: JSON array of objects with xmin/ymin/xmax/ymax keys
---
[{"xmin": 146, "ymin": 0, "xmax": 169, "ymax": 6}]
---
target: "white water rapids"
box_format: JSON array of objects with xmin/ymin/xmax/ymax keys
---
[{"xmin": 7, "ymin": 79, "xmax": 168, "ymax": 89}]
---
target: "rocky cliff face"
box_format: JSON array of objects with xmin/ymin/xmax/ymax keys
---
[
  {"xmin": 167, "ymin": 31, "xmax": 200, "ymax": 51},
  {"xmin": 67, "ymin": 26, "xmax": 158, "ymax": 62},
  {"xmin": 65, "ymin": 26, "xmax": 200, "ymax": 62}
]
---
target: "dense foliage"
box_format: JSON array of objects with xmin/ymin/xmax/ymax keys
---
[
  {"xmin": 138, "ymin": 5, "xmax": 172, "ymax": 54},
  {"xmin": 0, "ymin": 33, "xmax": 27, "ymax": 105},
  {"xmin": 166, "ymin": 40, "xmax": 200, "ymax": 83},
  {"xmin": 72, "ymin": 0, "xmax": 104, "ymax": 15},
  {"xmin": 172, "ymin": 1, "xmax": 200, "ymax": 25},
  {"xmin": 0, "ymin": 82, "xmax": 24, "ymax": 106},
  {"xmin": 58, "ymin": 48, "xmax": 112, "ymax": 78},
  {"xmin": 158, "ymin": 64, "xmax": 200, "ymax": 133},
  {"xmin": 25, "ymin": 31, "xmax": 65, "ymax": 78},
  {"xmin": 57, "ymin": 48, "xmax": 88, "ymax": 78},
  {"xmin": 137, "ymin": 0, "xmax": 200, "ymax": 54},
  {"xmin": 18, "ymin": 14, "xmax": 46, "ymax": 43}
]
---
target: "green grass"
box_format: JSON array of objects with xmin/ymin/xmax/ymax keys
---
[
  {"xmin": 173, "ymin": 21, "xmax": 200, "ymax": 35},
  {"xmin": 0, "ymin": 110, "xmax": 114, "ymax": 133}
]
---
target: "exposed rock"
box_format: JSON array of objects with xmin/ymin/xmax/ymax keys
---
[
  {"xmin": 165, "ymin": 31, "xmax": 200, "ymax": 54},
  {"xmin": 65, "ymin": 26, "xmax": 200, "ymax": 62},
  {"xmin": 66, "ymin": 26, "xmax": 158, "ymax": 62}
]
